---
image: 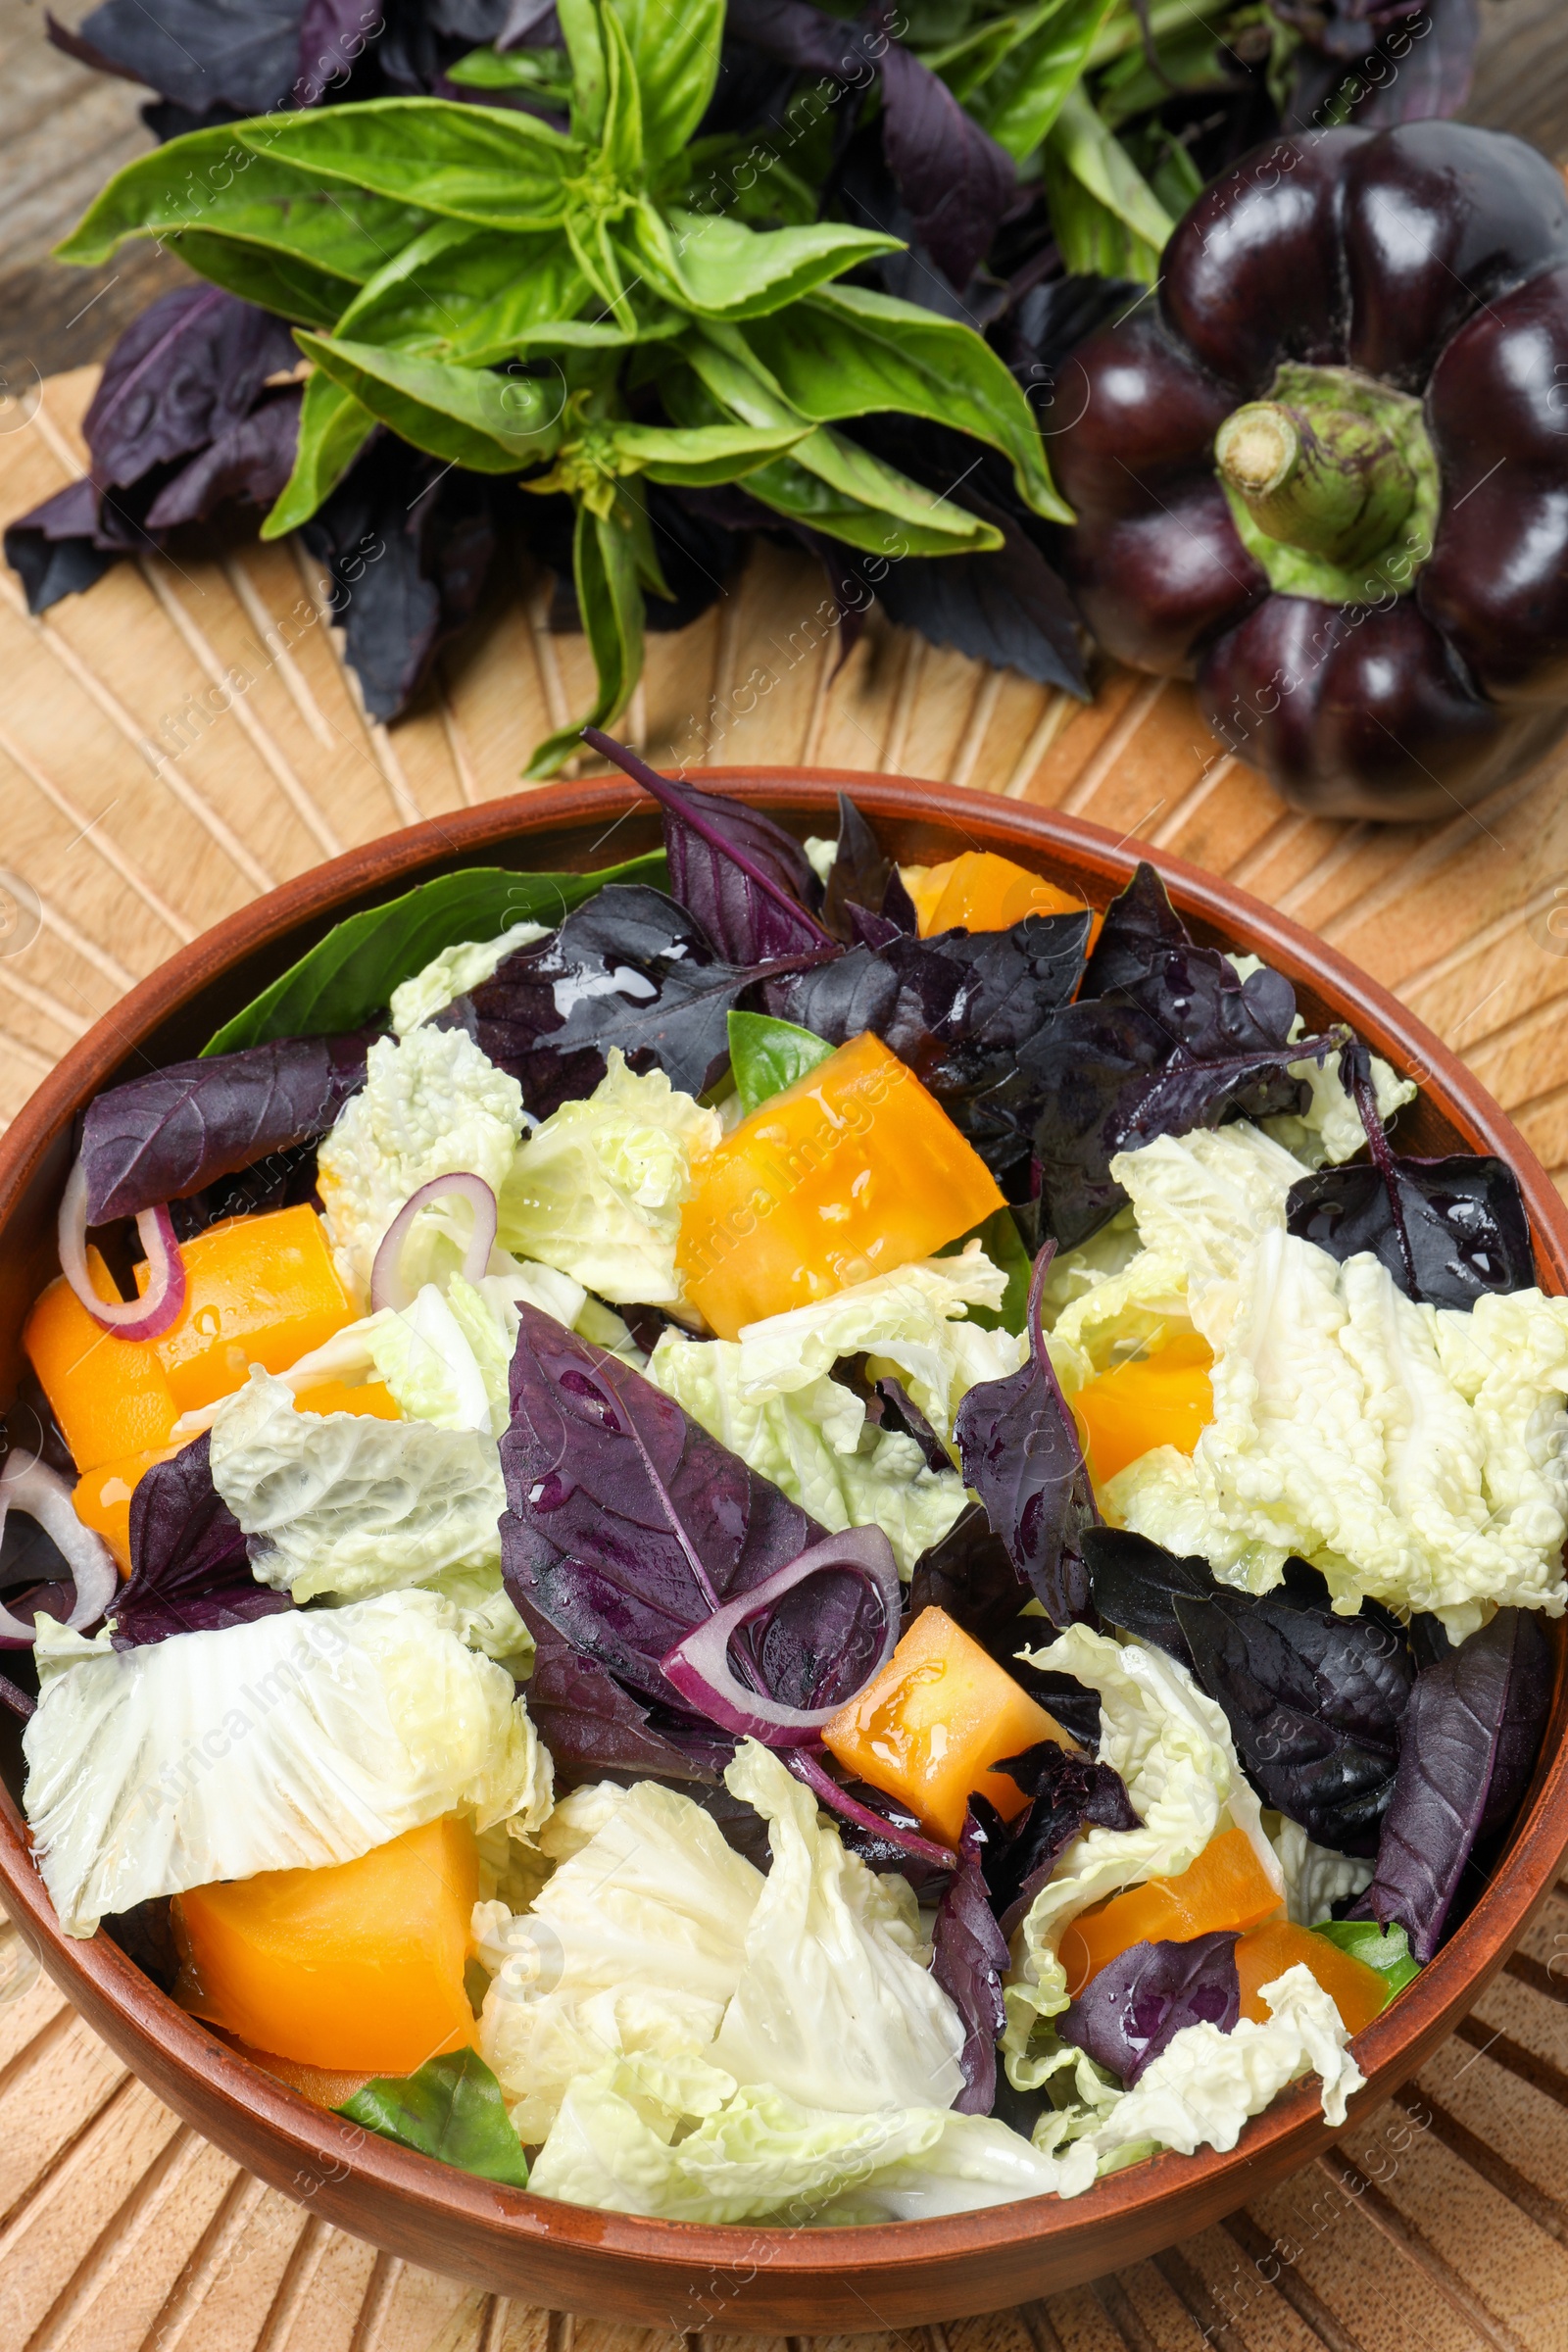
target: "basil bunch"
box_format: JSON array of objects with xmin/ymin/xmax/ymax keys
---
[{"xmin": 61, "ymin": 0, "xmax": 1068, "ymax": 774}]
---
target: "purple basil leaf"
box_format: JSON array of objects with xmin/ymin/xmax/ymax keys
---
[
  {"xmin": 1082, "ymin": 860, "xmax": 1191, "ymax": 997},
  {"xmin": 79, "ymin": 1033, "xmax": 369, "ymax": 1223},
  {"xmin": 457, "ymin": 884, "xmax": 819, "ymax": 1111},
  {"xmin": 955, "ymin": 1247, "xmax": 1098, "ymax": 1628},
  {"xmin": 83, "ymin": 287, "xmax": 298, "ymax": 491},
  {"xmin": 293, "ymin": 0, "xmax": 386, "ymax": 101},
  {"xmin": 514, "ymin": 1604, "xmax": 735, "ymax": 1782},
  {"xmin": 113, "ymin": 1436, "xmax": 291, "ymax": 1647},
  {"xmin": 822, "ymin": 793, "xmax": 895, "ymax": 945},
  {"xmin": 1082, "ymin": 1527, "xmax": 1214, "ymax": 1668},
  {"xmin": 871, "ymin": 505, "xmax": 1088, "ymax": 698},
  {"xmin": 984, "ymin": 1738, "xmax": 1138, "ymax": 1933},
  {"xmin": 1286, "ymin": 1057, "xmax": 1531, "ymax": 1310},
  {"xmin": 500, "ymin": 1305, "xmax": 886, "ymax": 1720},
  {"xmin": 870, "ymin": 1376, "xmax": 950, "ymax": 1474},
  {"xmin": 932, "ymin": 1813, "xmax": 1009, "ymax": 2114},
  {"xmin": 1172, "ymin": 1589, "xmax": 1412, "ymax": 1855},
  {"xmin": 876, "ymin": 36, "xmax": 1014, "ymax": 289},
  {"xmin": 54, "ymin": 0, "xmax": 305, "ymax": 112},
  {"xmin": 1283, "ymin": 0, "xmax": 1477, "ymax": 128},
  {"xmin": 582, "ymin": 731, "xmax": 830, "ymax": 962},
  {"xmin": 143, "ymin": 391, "xmax": 303, "ymax": 531},
  {"xmin": 908, "ymin": 1502, "xmax": 1031, "ymax": 1640},
  {"xmin": 1011, "ymin": 997, "xmax": 1343, "ymax": 1250},
  {"xmin": 3, "ymin": 480, "xmax": 116, "ymax": 614},
  {"xmin": 1059, "ymin": 1933, "xmax": 1240, "ymax": 2086},
  {"xmin": 300, "ymin": 437, "xmax": 496, "ymax": 722},
  {"xmin": 1364, "ymin": 1607, "xmax": 1552, "ymax": 1961},
  {"xmin": 770, "ymin": 912, "xmax": 1091, "ymax": 1183}
]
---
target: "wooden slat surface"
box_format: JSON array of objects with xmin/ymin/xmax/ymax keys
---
[{"xmin": 4, "ymin": 366, "xmax": 1568, "ymax": 2351}]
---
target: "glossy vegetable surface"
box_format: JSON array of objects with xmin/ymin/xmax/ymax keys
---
[
  {"xmin": 906, "ymin": 854, "xmax": 1086, "ymax": 939},
  {"xmin": 1054, "ymin": 122, "xmax": 1568, "ymax": 820},
  {"xmin": 142, "ymin": 1204, "xmax": 353, "ymax": 1412},
  {"xmin": 1057, "ymin": 1827, "xmax": 1282, "ymax": 1996},
  {"xmin": 173, "ymin": 1816, "xmax": 479, "ymax": 2073},
  {"xmin": 677, "ymin": 1031, "xmax": 1004, "ymax": 1339},
  {"xmin": 1234, "ymin": 1921, "xmax": 1388, "ymax": 2036},
  {"xmin": 25, "ymin": 1253, "xmax": 180, "ymax": 1471},
  {"xmin": 822, "ymin": 1603, "xmax": 1072, "ymax": 1845},
  {"xmin": 1073, "ymin": 1333, "xmax": 1213, "ymax": 1487},
  {"xmin": 73, "ymin": 1443, "xmax": 180, "ymax": 1575}
]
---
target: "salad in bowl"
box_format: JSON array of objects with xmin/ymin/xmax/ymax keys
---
[{"xmin": 1, "ymin": 738, "xmax": 1557, "ymax": 2231}]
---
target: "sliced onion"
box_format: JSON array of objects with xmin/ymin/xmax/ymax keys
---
[
  {"xmin": 0, "ymin": 1457, "xmax": 118, "ymax": 1643},
  {"xmin": 785, "ymin": 1749, "xmax": 956, "ymax": 1869},
  {"xmin": 58, "ymin": 1156, "xmax": 186, "ymax": 1342},
  {"xmin": 660, "ymin": 1527, "xmax": 901, "ymax": 1745},
  {"xmin": 370, "ymin": 1173, "xmax": 498, "ymax": 1313}
]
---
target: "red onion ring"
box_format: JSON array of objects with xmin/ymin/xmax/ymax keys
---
[
  {"xmin": 0, "ymin": 1457, "xmax": 118, "ymax": 1643},
  {"xmin": 660, "ymin": 1527, "xmax": 902, "ymax": 1744},
  {"xmin": 369, "ymin": 1173, "xmax": 499, "ymax": 1313},
  {"xmin": 58, "ymin": 1157, "xmax": 187, "ymax": 1342},
  {"xmin": 785, "ymin": 1749, "xmax": 956, "ymax": 1868}
]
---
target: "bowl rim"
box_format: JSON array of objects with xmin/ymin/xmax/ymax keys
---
[{"xmin": 1, "ymin": 766, "xmax": 1565, "ymax": 2298}]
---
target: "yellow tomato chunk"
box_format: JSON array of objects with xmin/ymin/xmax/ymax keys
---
[
  {"xmin": 822, "ymin": 1603, "xmax": 1073, "ymax": 1846},
  {"xmin": 73, "ymin": 1443, "xmax": 181, "ymax": 1575},
  {"xmin": 678, "ymin": 1031, "xmax": 1004, "ymax": 1339},
  {"xmin": 1057, "ymin": 1826, "xmax": 1282, "ymax": 1997},
  {"xmin": 173, "ymin": 1816, "xmax": 479, "ymax": 2074},
  {"xmin": 24, "ymin": 1250, "xmax": 179, "ymax": 1473},
  {"xmin": 144, "ymin": 1204, "xmax": 355, "ymax": 1413},
  {"xmin": 1236, "ymin": 1920, "xmax": 1389, "ymax": 2036},
  {"xmin": 1075, "ymin": 1332, "xmax": 1214, "ymax": 1486},
  {"xmin": 919, "ymin": 851, "xmax": 1086, "ymax": 937}
]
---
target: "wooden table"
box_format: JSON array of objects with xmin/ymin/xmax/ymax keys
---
[{"xmin": 4, "ymin": 25, "xmax": 1568, "ymax": 2342}]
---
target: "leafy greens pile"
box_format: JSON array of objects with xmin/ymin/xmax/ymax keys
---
[{"xmin": 11, "ymin": 0, "xmax": 1482, "ymax": 763}]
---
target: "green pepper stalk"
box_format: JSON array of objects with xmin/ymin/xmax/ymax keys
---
[{"xmin": 56, "ymin": 0, "xmax": 1069, "ymax": 777}]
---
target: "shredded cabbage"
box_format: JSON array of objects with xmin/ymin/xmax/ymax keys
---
[
  {"xmin": 1270, "ymin": 1814, "xmax": 1373, "ymax": 1925},
  {"xmin": 647, "ymin": 1329, "xmax": 967, "ymax": 1576},
  {"xmin": 210, "ymin": 1370, "xmax": 505, "ymax": 1603},
  {"xmin": 318, "ymin": 1025, "xmax": 524, "ymax": 1303},
  {"xmin": 496, "ymin": 1050, "xmax": 720, "ymax": 1305},
  {"xmin": 24, "ymin": 1590, "xmax": 547, "ymax": 1936},
  {"xmin": 390, "ymin": 919, "xmax": 549, "ymax": 1036}
]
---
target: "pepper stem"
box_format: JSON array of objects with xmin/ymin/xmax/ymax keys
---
[{"xmin": 1222, "ymin": 365, "xmax": 1439, "ymax": 588}]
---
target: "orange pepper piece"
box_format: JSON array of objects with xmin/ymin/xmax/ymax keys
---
[
  {"xmin": 173, "ymin": 1816, "xmax": 479, "ymax": 2074},
  {"xmin": 24, "ymin": 1251, "xmax": 179, "ymax": 1473},
  {"xmin": 144, "ymin": 1205, "xmax": 354, "ymax": 1414},
  {"xmin": 73, "ymin": 1443, "xmax": 182, "ymax": 1576},
  {"xmin": 296, "ymin": 1380, "xmax": 401, "ymax": 1420},
  {"xmin": 822, "ymin": 1604, "xmax": 1074, "ymax": 1846},
  {"xmin": 678, "ymin": 1031, "xmax": 1004, "ymax": 1339},
  {"xmin": 1074, "ymin": 1332, "xmax": 1214, "ymax": 1486},
  {"xmin": 918, "ymin": 851, "xmax": 1087, "ymax": 937},
  {"xmin": 1235, "ymin": 1919, "xmax": 1389, "ymax": 2036},
  {"xmin": 1058, "ymin": 1826, "xmax": 1283, "ymax": 1997}
]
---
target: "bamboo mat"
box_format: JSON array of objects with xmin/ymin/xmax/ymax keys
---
[{"xmin": 1, "ymin": 368, "xmax": 1568, "ymax": 2352}]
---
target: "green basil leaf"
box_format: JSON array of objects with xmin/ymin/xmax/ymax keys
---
[
  {"xmin": 55, "ymin": 129, "xmax": 435, "ymax": 275},
  {"xmin": 337, "ymin": 2051, "xmax": 529, "ymax": 2188},
  {"xmin": 262, "ymin": 370, "xmax": 376, "ymax": 539},
  {"xmin": 204, "ymin": 853, "xmax": 666, "ymax": 1053},
  {"xmin": 245, "ymin": 100, "xmax": 579, "ymax": 230},
  {"xmin": 917, "ymin": 14, "xmax": 1033, "ymax": 107},
  {"xmin": 600, "ymin": 2, "xmax": 645, "ymax": 185},
  {"xmin": 678, "ymin": 137, "xmax": 820, "ymax": 229},
  {"xmin": 741, "ymin": 285, "xmax": 1073, "ymax": 525},
  {"xmin": 612, "ymin": 417, "xmax": 808, "ymax": 484},
  {"xmin": 938, "ymin": 1205, "xmax": 1034, "ymax": 1333},
  {"xmin": 296, "ymin": 332, "xmax": 564, "ymax": 472},
  {"xmin": 611, "ymin": 0, "xmax": 724, "ymax": 168},
  {"xmin": 727, "ymin": 1010, "xmax": 836, "ymax": 1116},
  {"xmin": 635, "ymin": 204, "xmax": 904, "ymax": 321},
  {"xmin": 524, "ymin": 503, "xmax": 645, "ymax": 778},
  {"xmin": 328, "ymin": 225, "xmax": 590, "ymax": 368},
  {"xmin": 741, "ymin": 451, "xmax": 994, "ymax": 557},
  {"xmin": 447, "ymin": 43, "xmax": 575, "ymax": 103},
  {"xmin": 567, "ymin": 210, "xmax": 634, "ymax": 326},
  {"xmin": 169, "ymin": 231, "xmax": 350, "ymax": 327},
  {"xmin": 1043, "ymin": 87, "xmax": 1173, "ymax": 274},
  {"xmin": 970, "ymin": 0, "xmax": 1119, "ymax": 164},
  {"xmin": 559, "ymin": 0, "xmax": 608, "ymax": 142},
  {"xmin": 1309, "ymin": 1919, "xmax": 1421, "ymax": 2000}
]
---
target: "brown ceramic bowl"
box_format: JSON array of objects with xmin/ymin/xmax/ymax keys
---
[{"xmin": 0, "ymin": 771, "xmax": 1563, "ymax": 2333}]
